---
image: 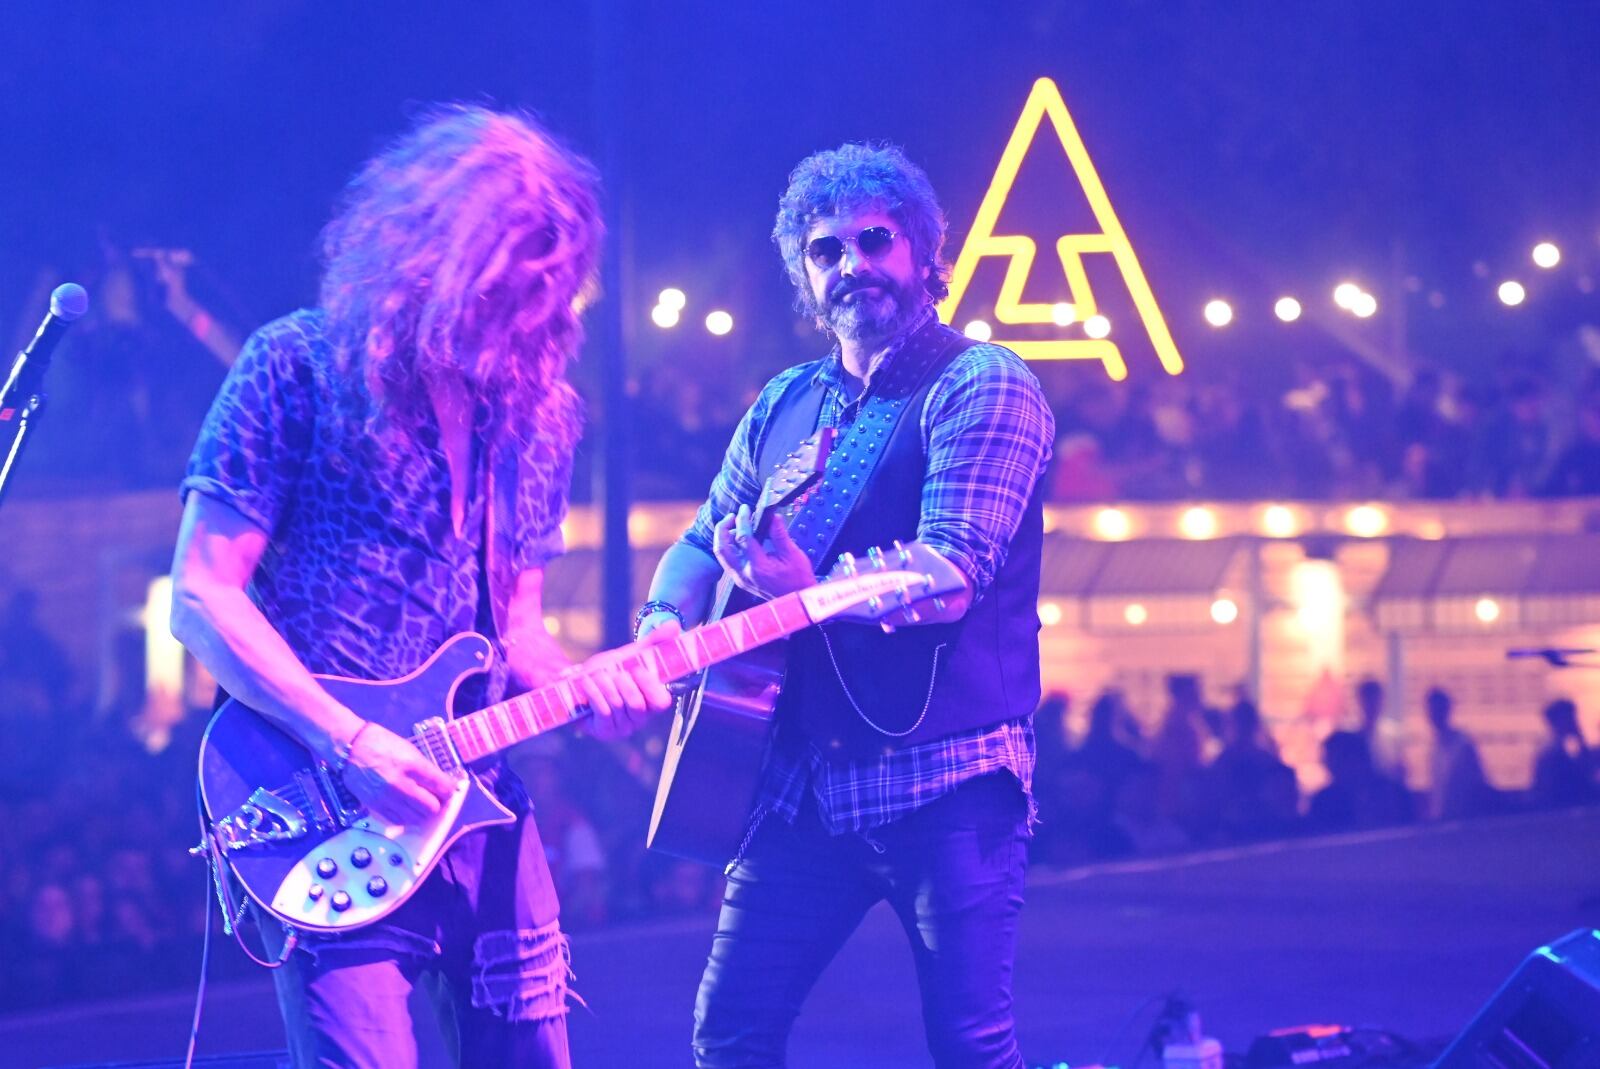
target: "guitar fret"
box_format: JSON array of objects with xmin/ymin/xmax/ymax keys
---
[
  {"xmin": 699, "ymin": 622, "xmax": 737, "ymax": 662},
  {"xmin": 536, "ymin": 689, "xmax": 564, "ymax": 729},
  {"xmin": 654, "ymin": 640, "xmax": 693, "ymax": 681}
]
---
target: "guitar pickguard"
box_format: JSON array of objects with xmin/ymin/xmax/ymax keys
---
[{"xmin": 268, "ymin": 776, "xmax": 470, "ymax": 930}]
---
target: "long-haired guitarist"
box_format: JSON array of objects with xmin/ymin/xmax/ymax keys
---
[
  {"xmin": 641, "ymin": 143, "xmax": 1055, "ymax": 1068},
  {"xmin": 169, "ymin": 106, "xmax": 674, "ymax": 1069}
]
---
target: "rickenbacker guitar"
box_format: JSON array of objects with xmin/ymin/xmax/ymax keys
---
[
  {"xmin": 645, "ymin": 435, "xmax": 964, "ymax": 866},
  {"xmin": 196, "ymin": 535, "xmax": 964, "ymax": 934}
]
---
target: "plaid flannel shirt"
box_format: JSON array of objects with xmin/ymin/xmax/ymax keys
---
[{"xmin": 680, "ymin": 308, "xmax": 1054, "ymax": 836}]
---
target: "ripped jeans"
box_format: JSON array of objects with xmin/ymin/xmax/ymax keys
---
[{"xmin": 265, "ymin": 814, "xmax": 573, "ymax": 1069}]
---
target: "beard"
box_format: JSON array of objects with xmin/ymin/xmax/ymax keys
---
[{"xmin": 819, "ymin": 272, "xmax": 925, "ymax": 342}]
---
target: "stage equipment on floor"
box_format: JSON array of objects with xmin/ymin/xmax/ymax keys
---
[{"xmin": 1433, "ymin": 928, "xmax": 1600, "ymax": 1069}]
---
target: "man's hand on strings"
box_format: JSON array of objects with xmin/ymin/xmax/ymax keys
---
[
  {"xmin": 713, "ymin": 504, "xmax": 816, "ymax": 601},
  {"xmin": 572, "ymin": 623, "xmax": 681, "ymax": 740},
  {"xmin": 341, "ymin": 722, "xmax": 457, "ymax": 825}
]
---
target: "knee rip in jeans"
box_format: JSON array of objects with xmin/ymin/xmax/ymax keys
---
[{"xmin": 471, "ymin": 918, "xmax": 580, "ymax": 1022}]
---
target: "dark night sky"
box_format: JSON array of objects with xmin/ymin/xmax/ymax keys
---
[{"xmin": 3, "ymin": 1, "xmax": 1596, "ymax": 396}]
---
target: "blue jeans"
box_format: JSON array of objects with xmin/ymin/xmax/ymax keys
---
[
  {"xmin": 693, "ymin": 772, "xmax": 1030, "ymax": 1068},
  {"xmin": 265, "ymin": 814, "xmax": 572, "ymax": 1069}
]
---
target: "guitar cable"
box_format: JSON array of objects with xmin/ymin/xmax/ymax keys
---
[{"xmin": 182, "ymin": 851, "xmax": 214, "ymax": 1069}]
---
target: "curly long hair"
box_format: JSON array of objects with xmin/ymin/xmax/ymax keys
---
[
  {"xmin": 771, "ymin": 142, "xmax": 950, "ymax": 321},
  {"xmin": 318, "ymin": 105, "xmax": 602, "ymax": 454}
]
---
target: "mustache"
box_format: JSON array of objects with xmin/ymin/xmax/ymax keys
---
[{"xmin": 828, "ymin": 275, "xmax": 889, "ymax": 302}]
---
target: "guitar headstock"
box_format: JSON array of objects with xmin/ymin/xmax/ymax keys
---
[
  {"xmin": 754, "ymin": 428, "xmax": 835, "ymax": 534},
  {"xmin": 796, "ymin": 541, "xmax": 970, "ymax": 632}
]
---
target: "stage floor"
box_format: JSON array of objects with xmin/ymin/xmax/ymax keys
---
[{"xmin": 8, "ymin": 807, "xmax": 1599, "ymax": 1068}]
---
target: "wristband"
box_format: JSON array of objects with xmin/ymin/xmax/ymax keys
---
[{"xmin": 633, "ymin": 599, "xmax": 684, "ymax": 639}]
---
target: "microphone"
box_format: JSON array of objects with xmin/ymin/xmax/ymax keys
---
[
  {"xmin": 1506, "ymin": 647, "xmax": 1597, "ymax": 666},
  {"xmin": 1, "ymin": 283, "xmax": 89, "ymax": 418}
]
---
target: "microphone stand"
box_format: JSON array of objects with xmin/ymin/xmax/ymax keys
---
[{"xmin": 0, "ymin": 346, "xmax": 51, "ymax": 513}]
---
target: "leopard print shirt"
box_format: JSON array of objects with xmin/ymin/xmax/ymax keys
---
[{"xmin": 181, "ymin": 309, "xmax": 570, "ymax": 706}]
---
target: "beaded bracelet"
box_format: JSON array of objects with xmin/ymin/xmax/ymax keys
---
[
  {"xmin": 633, "ymin": 599, "xmax": 684, "ymax": 639},
  {"xmin": 329, "ymin": 721, "xmax": 374, "ymax": 778}
]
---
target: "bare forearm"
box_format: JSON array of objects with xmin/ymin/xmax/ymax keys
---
[
  {"xmin": 645, "ymin": 541, "xmax": 722, "ymax": 628},
  {"xmin": 171, "ymin": 583, "xmax": 363, "ymax": 763}
]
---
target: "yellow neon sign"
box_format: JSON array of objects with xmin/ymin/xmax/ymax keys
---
[{"xmin": 939, "ymin": 77, "xmax": 1184, "ymax": 381}]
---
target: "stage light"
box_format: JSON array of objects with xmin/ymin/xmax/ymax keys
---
[
  {"xmin": 1351, "ymin": 292, "xmax": 1378, "ymax": 318},
  {"xmin": 1344, "ymin": 504, "xmax": 1388, "ymax": 538},
  {"xmin": 143, "ymin": 577, "xmax": 184, "ymax": 746},
  {"xmin": 1039, "ymin": 601, "xmax": 1064, "ymax": 627},
  {"xmin": 1532, "ymin": 242, "xmax": 1561, "ymax": 269},
  {"xmin": 1084, "ymin": 314, "xmax": 1112, "ymax": 339},
  {"xmin": 1178, "ymin": 505, "xmax": 1219, "ymax": 539},
  {"xmin": 1203, "ymin": 300, "xmax": 1233, "ymax": 327},
  {"xmin": 658, "ymin": 287, "xmax": 687, "ymax": 310},
  {"xmin": 1050, "ymin": 302, "xmax": 1077, "ymax": 326},
  {"xmin": 963, "ymin": 319, "xmax": 993, "ymax": 341},
  {"xmin": 1211, "ymin": 598, "xmax": 1239, "ymax": 625},
  {"xmin": 1124, "ymin": 603, "xmax": 1148, "ymax": 626},
  {"xmin": 650, "ymin": 304, "xmax": 681, "ymax": 328},
  {"xmin": 1274, "ymin": 297, "xmax": 1303, "ymax": 323},
  {"xmin": 1497, "ymin": 280, "xmax": 1526, "ymax": 306},
  {"xmin": 1092, "ymin": 506, "xmax": 1132, "ymax": 540},
  {"xmin": 1290, "ymin": 559, "xmax": 1345, "ymax": 664},
  {"xmin": 1333, "ymin": 282, "xmax": 1362, "ymax": 310},
  {"xmin": 1474, "ymin": 597, "xmax": 1501, "ymax": 624},
  {"xmin": 1261, "ymin": 504, "xmax": 1298, "ymax": 538},
  {"xmin": 705, "ymin": 310, "xmax": 734, "ymax": 335}
]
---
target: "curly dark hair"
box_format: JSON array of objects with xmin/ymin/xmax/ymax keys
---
[{"xmin": 771, "ymin": 142, "xmax": 950, "ymax": 320}]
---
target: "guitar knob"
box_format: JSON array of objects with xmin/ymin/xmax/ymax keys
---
[
  {"xmin": 388, "ymin": 852, "xmax": 405, "ymax": 867},
  {"xmin": 366, "ymin": 877, "xmax": 389, "ymax": 897},
  {"xmin": 351, "ymin": 847, "xmax": 373, "ymax": 868},
  {"xmin": 307, "ymin": 885, "xmax": 324, "ymax": 901},
  {"xmin": 316, "ymin": 858, "xmax": 338, "ymax": 879},
  {"xmin": 330, "ymin": 891, "xmax": 353, "ymax": 912}
]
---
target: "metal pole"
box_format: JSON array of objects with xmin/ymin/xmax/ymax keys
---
[{"xmin": 589, "ymin": 0, "xmax": 634, "ymax": 650}]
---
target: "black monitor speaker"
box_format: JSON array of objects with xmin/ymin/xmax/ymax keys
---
[{"xmin": 1433, "ymin": 929, "xmax": 1600, "ymax": 1069}]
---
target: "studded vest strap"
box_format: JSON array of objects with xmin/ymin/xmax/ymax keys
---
[{"xmin": 760, "ymin": 319, "xmax": 977, "ymax": 572}]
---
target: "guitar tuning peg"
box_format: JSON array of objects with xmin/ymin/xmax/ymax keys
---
[
  {"xmin": 932, "ymin": 597, "xmax": 946, "ymax": 612},
  {"xmin": 892, "ymin": 539, "xmax": 910, "ymax": 565},
  {"xmin": 880, "ymin": 621, "xmax": 897, "ymax": 634},
  {"xmin": 867, "ymin": 595, "xmax": 882, "ymax": 612},
  {"xmin": 867, "ymin": 545, "xmax": 884, "ymax": 569},
  {"xmin": 838, "ymin": 552, "xmax": 857, "ymax": 576}
]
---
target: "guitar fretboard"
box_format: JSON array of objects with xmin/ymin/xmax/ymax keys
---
[{"xmin": 445, "ymin": 589, "xmax": 815, "ymax": 765}]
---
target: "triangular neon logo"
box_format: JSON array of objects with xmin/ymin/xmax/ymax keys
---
[{"xmin": 938, "ymin": 77, "xmax": 1184, "ymax": 381}]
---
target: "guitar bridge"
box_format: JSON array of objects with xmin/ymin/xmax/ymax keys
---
[{"xmin": 212, "ymin": 787, "xmax": 310, "ymax": 852}]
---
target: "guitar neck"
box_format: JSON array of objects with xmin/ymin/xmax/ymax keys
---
[{"xmin": 446, "ymin": 589, "xmax": 814, "ymax": 764}]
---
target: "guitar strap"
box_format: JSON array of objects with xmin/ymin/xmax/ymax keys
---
[{"xmin": 758, "ymin": 317, "xmax": 976, "ymax": 571}]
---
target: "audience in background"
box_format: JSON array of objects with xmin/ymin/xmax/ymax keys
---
[
  {"xmin": 1199, "ymin": 699, "xmax": 1300, "ymax": 842},
  {"xmin": 1424, "ymin": 686, "xmax": 1496, "ymax": 820},
  {"xmin": 1530, "ymin": 698, "xmax": 1598, "ymax": 808},
  {"xmin": 1306, "ymin": 731, "xmax": 1413, "ymax": 832}
]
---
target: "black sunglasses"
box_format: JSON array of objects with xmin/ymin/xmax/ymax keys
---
[{"xmin": 804, "ymin": 226, "xmax": 899, "ymax": 269}]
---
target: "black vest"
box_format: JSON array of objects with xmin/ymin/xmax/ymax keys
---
[{"xmin": 760, "ymin": 326, "xmax": 1045, "ymax": 758}]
